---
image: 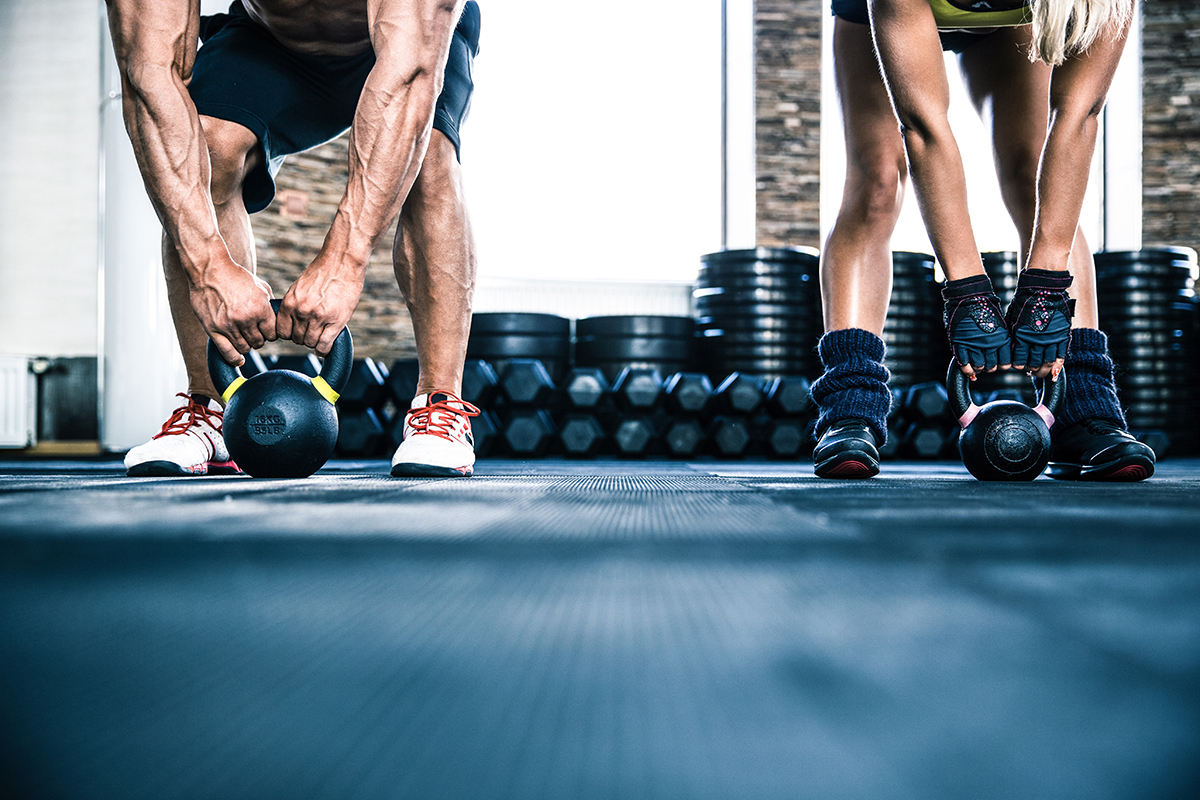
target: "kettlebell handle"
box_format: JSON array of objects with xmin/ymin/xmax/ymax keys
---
[
  {"xmin": 945, "ymin": 359, "xmax": 1065, "ymax": 431},
  {"xmin": 207, "ymin": 299, "xmax": 354, "ymax": 404}
]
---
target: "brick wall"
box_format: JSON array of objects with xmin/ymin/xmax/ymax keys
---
[
  {"xmin": 755, "ymin": 0, "xmax": 823, "ymax": 248},
  {"xmin": 1142, "ymin": 2, "xmax": 1200, "ymax": 250},
  {"xmin": 251, "ymin": 135, "xmax": 418, "ymax": 364}
]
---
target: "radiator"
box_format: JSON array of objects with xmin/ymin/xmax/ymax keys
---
[{"xmin": 0, "ymin": 356, "xmax": 36, "ymax": 448}]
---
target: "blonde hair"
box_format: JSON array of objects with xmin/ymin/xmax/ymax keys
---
[{"xmin": 1030, "ymin": 0, "xmax": 1134, "ymax": 65}]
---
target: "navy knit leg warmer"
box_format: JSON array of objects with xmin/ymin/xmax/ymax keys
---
[
  {"xmin": 1057, "ymin": 327, "xmax": 1125, "ymax": 430},
  {"xmin": 810, "ymin": 328, "xmax": 891, "ymax": 442}
]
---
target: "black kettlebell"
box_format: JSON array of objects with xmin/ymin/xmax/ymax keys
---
[
  {"xmin": 946, "ymin": 359, "xmax": 1065, "ymax": 481},
  {"xmin": 208, "ymin": 300, "xmax": 354, "ymax": 478}
]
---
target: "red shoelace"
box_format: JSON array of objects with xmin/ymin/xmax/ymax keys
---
[
  {"xmin": 153, "ymin": 393, "xmax": 225, "ymax": 439},
  {"xmin": 407, "ymin": 394, "xmax": 480, "ymax": 443}
]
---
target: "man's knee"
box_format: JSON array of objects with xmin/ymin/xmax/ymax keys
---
[
  {"xmin": 200, "ymin": 115, "xmax": 258, "ymax": 206},
  {"xmin": 409, "ymin": 130, "xmax": 462, "ymax": 207}
]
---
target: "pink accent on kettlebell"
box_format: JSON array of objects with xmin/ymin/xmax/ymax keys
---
[
  {"xmin": 957, "ymin": 403, "xmax": 981, "ymax": 430},
  {"xmin": 1032, "ymin": 404, "xmax": 1055, "ymax": 429}
]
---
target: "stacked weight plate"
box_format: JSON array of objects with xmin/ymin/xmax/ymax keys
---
[
  {"xmin": 968, "ymin": 251, "xmax": 1028, "ymax": 394},
  {"xmin": 575, "ymin": 316, "xmax": 696, "ymax": 383},
  {"xmin": 1096, "ymin": 248, "xmax": 1199, "ymax": 454},
  {"xmin": 883, "ymin": 252, "xmax": 948, "ymax": 386},
  {"xmin": 694, "ymin": 247, "xmax": 821, "ymax": 380},
  {"xmin": 467, "ymin": 313, "xmax": 571, "ymax": 383}
]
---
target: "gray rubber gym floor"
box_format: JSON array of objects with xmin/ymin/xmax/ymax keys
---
[{"xmin": 1, "ymin": 458, "xmax": 1199, "ymax": 800}]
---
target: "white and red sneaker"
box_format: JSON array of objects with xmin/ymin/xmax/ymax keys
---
[
  {"xmin": 390, "ymin": 391, "xmax": 478, "ymax": 477},
  {"xmin": 124, "ymin": 393, "xmax": 242, "ymax": 477}
]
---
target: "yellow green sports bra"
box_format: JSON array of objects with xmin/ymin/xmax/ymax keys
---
[{"xmin": 928, "ymin": 0, "xmax": 1032, "ymax": 29}]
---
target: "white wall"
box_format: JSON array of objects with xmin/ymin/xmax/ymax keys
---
[
  {"xmin": 0, "ymin": 0, "xmax": 101, "ymax": 356},
  {"xmin": 464, "ymin": 1, "xmax": 724, "ymax": 284}
]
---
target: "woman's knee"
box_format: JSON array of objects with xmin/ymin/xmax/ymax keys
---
[{"xmin": 843, "ymin": 155, "xmax": 906, "ymax": 227}]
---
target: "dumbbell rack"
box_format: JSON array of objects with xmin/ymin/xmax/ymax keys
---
[{"xmin": 315, "ymin": 247, "xmax": 1195, "ymax": 462}]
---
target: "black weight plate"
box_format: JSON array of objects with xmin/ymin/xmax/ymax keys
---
[
  {"xmin": 701, "ymin": 246, "xmax": 820, "ymax": 266},
  {"xmin": 1097, "ymin": 274, "xmax": 1195, "ymax": 292},
  {"xmin": 713, "ymin": 358, "xmax": 810, "ymax": 377},
  {"xmin": 693, "ymin": 287, "xmax": 817, "ymax": 305},
  {"xmin": 1118, "ymin": 385, "xmax": 1193, "ymax": 401},
  {"xmin": 701, "ymin": 329, "xmax": 816, "ymax": 345},
  {"xmin": 470, "ymin": 312, "xmax": 569, "ymax": 337},
  {"xmin": 1095, "ymin": 261, "xmax": 1197, "ymax": 281},
  {"xmin": 887, "ymin": 289, "xmax": 941, "ymax": 308},
  {"xmin": 1116, "ymin": 359, "xmax": 1188, "ymax": 374},
  {"xmin": 891, "ymin": 251, "xmax": 936, "ymax": 269},
  {"xmin": 1094, "ymin": 247, "xmax": 1197, "ymax": 267},
  {"xmin": 697, "ymin": 264, "xmax": 816, "ymax": 283},
  {"xmin": 1098, "ymin": 289, "xmax": 1196, "ymax": 305},
  {"xmin": 1099, "ymin": 317, "xmax": 1190, "ymax": 332},
  {"xmin": 1104, "ymin": 329, "xmax": 1187, "ymax": 345},
  {"xmin": 1122, "ymin": 400, "xmax": 1178, "ymax": 415},
  {"xmin": 981, "ymin": 251, "xmax": 1020, "ymax": 266},
  {"xmin": 695, "ymin": 317, "xmax": 815, "ymax": 336},
  {"xmin": 1110, "ymin": 344, "xmax": 1187, "ymax": 360},
  {"xmin": 886, "ymin": 329, "xmax": 948, "ymax": 344},
  {"xmin": 1117, "ymin": 371, "xmax": 1190, "ymax": 386},
  {"xmin": 575, "ymin": 315, "xmax": 695, "ymax": 339},
  {"xmin": 888, "ymin": 281, "xmax": 940, "ymax": 297},
  {"xmin": 694, "ymin": 298, "xmax": 814, "ymax": 316},
  {"xmin": 467, "ymin": 334, "xmax": 569, "ymax": 359},
  {"xmin": 695, "ymin": 274, "xmax": 816, "ymax": 291},
  {"xmin": 583, "ymin": 360, "xmax": 690, "ymax": 384},
  {"xmin": 575, "ymin": 337, "xmax": 694, "ymax": 361},
  {"xmin": 708, "ymin": 343, "xmax": 810, "ymax": 360},
  {"xmin": 1092, "ymin": 303, "xmax": 1198, "ymax": 319},
  {"xmin": 886, "ymin": 313, "xmax": 940, "ymax": 328}
]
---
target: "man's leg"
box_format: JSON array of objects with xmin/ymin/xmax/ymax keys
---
[
  {"xmin": 392, "ymin": 129, "xmax": 476, "ymax": 398},
  {"xmin": 389, "ymin": 129, "xmax": 478, "ymax": 477},
  {"xmin": 125, "ymin": 116, "xmax": 262, "ymax": 477},
  {"xmin": 959, "ymin": 31, "xmax": 1153, "ymax": 480},
  {"xmin": 163, "ymin": 115, "xmax": 263, "ymax": 400},
  {"xmin": 810, "ymin": 18, "xmax": 906, "ymax": 478}
]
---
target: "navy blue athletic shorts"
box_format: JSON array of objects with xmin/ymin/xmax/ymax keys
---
[
  {"xmin": 190, "ymin": 0, "xmax": 480, "ymax": 214},
  {"xmin": 830, "ymin": 0, "xmax": 995, "ymax": 53}
]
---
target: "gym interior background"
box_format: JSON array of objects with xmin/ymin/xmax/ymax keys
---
[
  {"xmin": 2, "ymin": 2, "xmax": 1199, "ymax": 798},
  {"xmin": 0, "ymin": 0, "xmax": 1194, "ymax": 453}
]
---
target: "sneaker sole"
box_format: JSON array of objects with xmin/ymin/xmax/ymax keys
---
[
  {"xmin": 1048, "ymin": 454, "xmax": 1155, "ymax": 482},
  {"xmin": 391, "ymin": 463, "xmax": 474, "ymax": 478},
  {"xmin": 814, "ymin": 450, "xmax": 880, "ymax": 479},
  {"xmin": 126, "ymin": 460, "xmax": 244, "ymax": 478},
  {"xmin": 126, "ymin": 460, "xmax": 206, "ymax": 477}
]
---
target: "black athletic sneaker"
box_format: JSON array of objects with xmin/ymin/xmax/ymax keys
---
[
  {"xmin": 813, "ymin": 418, "xmax": 881, "ymax": 479},
  {"xmin": 1047, "ymin": 418, "xmax": 1155, "ymax": 482}
]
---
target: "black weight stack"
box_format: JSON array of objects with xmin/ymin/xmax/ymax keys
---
[
  {"xmin": 1096, "ymin": 247, "xmax": 1199, "ymax": 455},
  {"xmin": 574, "ymin": 316, "xmax": 696, "ymax": 384},
  {"xmin": 467, "ymin": 313, "xmax": 571, "ymax": 383},
  {"xmin": 883, "ymin": 252, "xmax": 947, "ymax": 386},
  {"xmin": 694, "ymin": 247, "xmax": 822, "ymax": 381}
]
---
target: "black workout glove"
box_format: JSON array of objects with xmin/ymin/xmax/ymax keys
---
[
  {"xmin": 1005, "ymin": 268, "xmax": 1074, "ymax": 370},
  {"xmin": 941, "ymin": 274, "xmax": 1012, "ymax": 372}
]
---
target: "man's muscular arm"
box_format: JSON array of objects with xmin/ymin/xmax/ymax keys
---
[
  {"xmin": 278, "ymin": 0, "xmax": 466, "ymax": 356},
  {"xmin": 105, "ymin": 0, "xmax": 273, "ymax": 366}
]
